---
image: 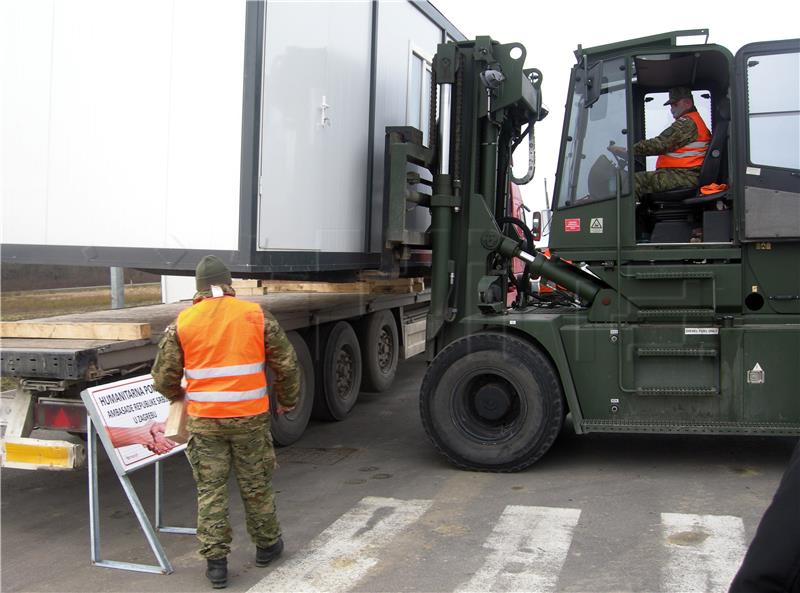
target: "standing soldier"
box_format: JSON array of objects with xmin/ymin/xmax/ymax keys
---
[
  {"xmin": 609, "ymin": 86, "xmax": 711, "ymax": 198},
  {"xmin": 152, "ymin": 255, "xmax": 299, "ymax": 589}
]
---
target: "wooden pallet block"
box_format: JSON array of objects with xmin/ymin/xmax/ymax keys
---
[
  {"xmin": 363, "ymin": 277, "xmax": 425, "ymax": 294},
  {"xmin": 261, "ymin": 281, "xmax": 369, "ymax": 294},
  {"xmin": 0, "ymin": 322, "xmax": 151, "ymax": 341},
  {"xmin": 231, "ymin": 279, "xmax": 261, "ymax": 288},
  {"xmin": 234, "ymin": 286, "xmax": 266, "ymax": 296}
]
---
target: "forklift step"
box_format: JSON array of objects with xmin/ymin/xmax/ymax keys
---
[
  {"xmin": 632, "ymin": 271, "xmax": 715, "ymax": 280},
  {"xmin": 580, "ymin": 419, "xmax": 800, "ymax": 435},
  {"xmin": 637, "ymin": 308, "xmax": 716, "ymax": 320},
  {"xmin": 636, "ymin": 387, "xmax": 718, "ymax": 396},
  {"xmin": 636, "ymin": 347, "xmax": 719, "ymax": 357}
]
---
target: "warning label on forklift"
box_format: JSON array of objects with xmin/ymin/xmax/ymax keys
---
[
  {"xmin": 685, "ymin": 328, "xmax": 719, "ymax": 335},
  {"xmin": 565, "ymin": 218, "xmax": 581, "ymax": 232}
]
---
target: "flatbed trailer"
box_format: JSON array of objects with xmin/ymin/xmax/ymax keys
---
[{"xmin": 1, "ymin": 288, "xmax": 430, "ymax": 470}]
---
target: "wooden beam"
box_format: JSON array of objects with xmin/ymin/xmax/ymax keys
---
[
  {"xmin": 261, "ymin": 281, "xmax": 369, "ymax": 294},
  {"xmin": 0, "ymin": 322, "xmax": 151, "ymax": 341}
]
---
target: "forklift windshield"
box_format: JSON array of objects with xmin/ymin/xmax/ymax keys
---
[{"xmin": 556, "ymin": 57, "xmax": 630, "ymax": 208}]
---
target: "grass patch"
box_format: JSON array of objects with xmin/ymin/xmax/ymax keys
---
[{"xmin": 1, "ymin": 284, "xmax": 162, "ymax": 322}]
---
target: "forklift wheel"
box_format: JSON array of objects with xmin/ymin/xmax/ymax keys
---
[{"xmin": 420, "ymin": 333, "xmax": 564, "ymax": 472}]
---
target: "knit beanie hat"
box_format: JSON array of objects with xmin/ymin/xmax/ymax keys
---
[{"xmin": 195, "ymin": 255, "xmax": 232, "ymax": 291}]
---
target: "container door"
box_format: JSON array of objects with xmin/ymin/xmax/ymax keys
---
[{"xmin": 258, "ymin": 1, "xmax": 372, "ymax": 253}]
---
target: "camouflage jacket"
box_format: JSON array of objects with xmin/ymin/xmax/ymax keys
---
[
  {"xmin": 633, "ymin": 109, "xmax": 701, "ymax": 162},
  {"xmin": 151, "ymin": 285, "xmax": 300, "ymax": 412}
]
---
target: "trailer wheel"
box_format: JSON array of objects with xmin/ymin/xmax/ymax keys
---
[
  {"xmin": 357, "ymin": 311, "xmax": 399, "ymax": 392},
  {"xmin": 420, "ymin": 333, "xmax": 563, "ymax": 472},
  {"xmin": 313, "ymin": 321, "xmax": 362, "ymax": 421},
  {"xmin": 270, "ymin": 331, "xmax": 315, "ymax": 446}
]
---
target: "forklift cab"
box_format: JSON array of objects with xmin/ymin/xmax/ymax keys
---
[{"xmin": 550, "ymin": 30, "xmax": 800, "ymax": 254}]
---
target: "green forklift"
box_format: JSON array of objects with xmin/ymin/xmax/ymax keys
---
[{"xmin": 384, "ymin": 30, "xmax": 800, "ymax": 471}]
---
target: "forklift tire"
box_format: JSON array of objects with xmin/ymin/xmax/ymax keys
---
[
  {"xmin": 420, "ymin": 332, "xmax": 564, "ymax": 472},
  {"xmin": 270, "ymin": 331, "xmax": 315, "ymax": 446},
  {"xmin": 357, "ymin": 311, "xmax": 399, "ymax": 393},
  {"xmin": 312, "ymin": 321, "xmax": 362, "ymax": 421}
]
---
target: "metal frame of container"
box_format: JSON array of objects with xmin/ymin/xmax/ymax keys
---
[{"xmin": 1, "ymin": 1, "xmax": 464, "ymax": 275}]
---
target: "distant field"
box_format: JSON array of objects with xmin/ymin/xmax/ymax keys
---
[
  {"xmin": 0, "ymin": 284, "xmax": 162, "ymax": 390},
  {"xmin": 0, "ymin": 283, "xmax": 162, "ymax": 322}
]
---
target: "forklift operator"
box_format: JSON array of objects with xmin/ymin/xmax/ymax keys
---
[{"xmin": 609, "ymin": 87, "xmax": 711, "ymax": 198}]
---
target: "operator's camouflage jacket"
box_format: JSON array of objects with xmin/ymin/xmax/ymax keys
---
[
  {"xmin": 151, "ymin": 284, "xmax": 300, "ymax": 421},
  {"xmin": 632, "ymin": 108, "xmax": 703, "ymax": 162}
]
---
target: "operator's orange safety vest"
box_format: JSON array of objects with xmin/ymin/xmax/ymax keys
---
[
  {"xmin": 656, "ymin": 110, "xmax": 711, "ymax": 170},
  {"xmin": 176, "ymin": 296, "xmax": 268, "ymax": 418}
]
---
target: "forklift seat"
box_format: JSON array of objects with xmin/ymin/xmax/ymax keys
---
[{"xmin": 645, "ymin": 97, "xmax": 731, "ymax": 242}]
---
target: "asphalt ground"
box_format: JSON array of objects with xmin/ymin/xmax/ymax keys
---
[{"xmin": 1, "ymin": 357, "xmax": 796, "ymax": 593}]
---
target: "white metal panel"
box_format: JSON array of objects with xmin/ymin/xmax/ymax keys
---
[
  {"xmin": 163, "ymin": 0, "xmax": 247, "ymax": 250},
  {"xmin": 45, "ymin": 1, "xmax": 172, "ymax": 248},
  {"xmin": 161, "ymin": 275, "xmax": 197, "ymax": 304},
  {"xmin": 1, "ymin": 1, "xmax": 55, "ymax": 245},
  {"xmin": 369, "ymin": 1, "xmax": 441, "ymax": 251},
  {"xmin": 1, "ymin": 0, "xmax": 245, "ymax": 250},
  {"xmin": 258, "ymin": 1, "xmax": 371, "ymax": 252}
]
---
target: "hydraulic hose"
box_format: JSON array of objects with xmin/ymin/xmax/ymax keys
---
[{"xmin": 496, "ymin": 216, "xmax": 534, "ymax": 305}]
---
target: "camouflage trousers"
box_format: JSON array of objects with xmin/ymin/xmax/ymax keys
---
[
  {"xmin": 634, "ymin": 167, "xmax": 700, "ymax": 198},
  {"xmin": 186, "ymin": 412, "xmax": 280, "ymax": 559}
]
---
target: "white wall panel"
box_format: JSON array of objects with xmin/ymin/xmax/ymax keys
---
[
  {"xmin": 1, "ymin": 0, "xmax": 55, "ymax": 245},
  {"xmin": 164, "ymin": 0, "xmax": 246, "ymax": 250},
  {"xmin": 1, "ymin": 0, "xmax": 244, "ymax": 250}
]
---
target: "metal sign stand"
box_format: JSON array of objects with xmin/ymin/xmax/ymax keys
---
[{"xmin": 87, "ymin": 416, "xmax": 195, "ymax": 575}]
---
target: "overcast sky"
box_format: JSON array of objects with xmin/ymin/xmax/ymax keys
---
[{"xmin": 428, "ymin": 0, "xmax": 798, "ymax": 212}]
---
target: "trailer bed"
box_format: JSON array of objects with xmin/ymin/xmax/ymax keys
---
[{"xmin": 1, "ymin": 290, "xmax": 430, "ymax": 382}]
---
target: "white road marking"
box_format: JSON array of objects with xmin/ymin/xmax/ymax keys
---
[
  {"xmin": 456, "ymin": 505, "xmax": 582, "ymax": 593},
  {"xmin": 661, "ymin": 512, "xmax": 747, "ymax": 593},
  {"xmin": 247, "ymin": 496, "xmax": 432, "ymax": 593}
]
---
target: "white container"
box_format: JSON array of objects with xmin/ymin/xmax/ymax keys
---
[{"xmin": 1, "ymin": 0, "xmax": 462, "ymax": 274}]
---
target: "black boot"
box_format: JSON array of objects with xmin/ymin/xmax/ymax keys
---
[
  {"xmin": 205, "ymin": 557, "xmax": 228, "ymax": 589},
  {"xmin": 255, "ymin": 537, "xmax": 284, "ymax": 567}
]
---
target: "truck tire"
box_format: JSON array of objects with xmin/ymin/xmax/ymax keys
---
[
  {"xmin": 270, "ymin": 331, "xmax": 315, "ymax": 446},
  {"xmin": 312, "ymin": 321, "xmax": 362, "ymax": 421},
  {"xmin": 357, "ymin": 310, "xmax": 399, "ymax": 393},
  {"xmin": 420, "ymin": 332, "xmax": 564, "ymax": 472}
]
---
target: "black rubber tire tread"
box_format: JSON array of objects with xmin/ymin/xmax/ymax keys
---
[
  {"xmin": 270, "ymin": 331, "xmax": 315, "ymax": 446},
  {"xmin": 312, "ymin": 321, "xmax": 362, "ymax": 421},
  {"xmin": 419, "ymin": 332, "xmax": 564, "ymax": 472},
  {"xmin": 357, "ymin": 311, "xmax": 399, "ymax": 393}
]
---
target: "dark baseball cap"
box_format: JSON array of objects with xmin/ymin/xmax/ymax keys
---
[{"xmin": 664, "ymin": 87, "xmax": 693, "ymax": 105}]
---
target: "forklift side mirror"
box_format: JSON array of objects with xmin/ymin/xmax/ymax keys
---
[
  {"xmin": 531, "ymin": 211, "xmax": 542, "ymax": 242},
  {"xmin": 585, "ymin": 61, "xmax": 602, "ymax": 108}
]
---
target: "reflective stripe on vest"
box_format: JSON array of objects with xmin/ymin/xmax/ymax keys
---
[
  {"xmin": 176, "ymin": 296, "xmax": 268, "ymax": 418},
  {"xmin": 185, "ymin": 362, "xmax": 265, "ymax": 380},
  {"xmin": 656, "ymin": 111, "xmax": 712, "ymax": 170},
  {"xmin": 186, "ymin": 387, "xmax": 267, "ymax": 403}
]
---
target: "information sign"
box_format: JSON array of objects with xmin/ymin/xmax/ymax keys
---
[{"xmin": 81, "ymin": 374, "xmax": 185, "ymax": 475}]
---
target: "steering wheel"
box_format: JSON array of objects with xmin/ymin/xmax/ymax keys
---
[{"xmin": 607, "ymin": 141, "xmax": 629, "ymax": 170}]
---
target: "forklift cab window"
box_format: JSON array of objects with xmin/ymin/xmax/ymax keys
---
[
  {"xmin": 556, "ymin": 57, "xmax": 630, "ymax": 208},
  {"xmin": 746, "ymin": 51, "xmax": 800, "ymax": 170}
]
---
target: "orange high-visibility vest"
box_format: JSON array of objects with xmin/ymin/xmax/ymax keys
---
[
  {"xmin": 656, "ymin": 111, "xmax": 711, "ymax": 170},
  {"xmin": 176, "ymin": 296, "xmax": 268, "ymax": 418}
]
